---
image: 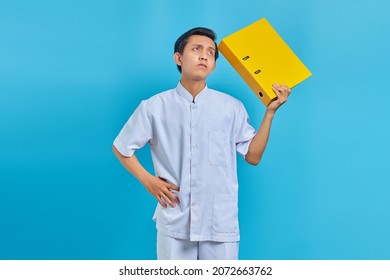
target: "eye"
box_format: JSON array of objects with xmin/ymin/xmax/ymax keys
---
[
  {"xmin": 208, "ymin": 50, "xmax": 215, "ymax": 57},
  {"xmin": 193, "ymin": 46, "xmax": 200, "ymax": 51}
]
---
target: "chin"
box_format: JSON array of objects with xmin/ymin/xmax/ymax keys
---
[{"xmin": 194, "ymin": 75, "xmax": 208, "ymax": 81}]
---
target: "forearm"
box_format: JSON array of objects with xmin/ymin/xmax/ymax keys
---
[
  {"xmin": 112, "ymin": 145, "xmax": 152, "ymax": 185},
  {"xmin": 112, "ymin": 144, "xmax": 179, "ymax": 207},
  {"xmin": 245, "ymin": 110, "xmax": 275, "ymax": 165}
]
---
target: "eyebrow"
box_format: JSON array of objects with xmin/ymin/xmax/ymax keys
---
[{"xmin": 190, "ymin": 44, "xmax": 216, "ymax": 52}]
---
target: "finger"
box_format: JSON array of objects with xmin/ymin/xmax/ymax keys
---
[
  {"xmin": 160, "ymin": 192, "xmax": 176, "ymax": 208},
  {"xmin": 280, "ymin": 85, "xmax": 290, "ymax": 96},
  {"xmin": 157, "ymin": 196, "xmax": 167, "ymax": 208},
  {"xmin": 276, "ymin": 85, "xmax": 291, "ymax": 96},
  {"xmin": 166, "ymin": 189, "xmax": 180, "ymax": 204},
  {"xmin": 273, "ymin": 85, "xmax": 290, "ymax": 103},
  {"xmin": 167, "ymin": 183, "xmax": 180, "ymax": 192},
  {"xmin": 158, "ymin": 176, "xmax": 168, "ymax": 182},
  {"xmin": 273, "ymin": 84, "xmax": 288, "ymax": 92},
  {"xmin": 272, "ymin": 85, "xmax": 282, "ymax": 98},
  {"xmin": 158, "ymin": 177, "xmax": 180, "ymax": 191},
  {"xmin": 272, "ymin": 83, "xmax": 282, "ymax": 92}
]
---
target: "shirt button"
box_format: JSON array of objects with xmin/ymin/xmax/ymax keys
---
[
  {"xmin": 193, "ymin": 144, "xmax": 198, "ymax": 149},
  {"xmin": 191, "ymin": 180, "xmax": 197, "ymax": 186},
  {"xmin": 191, "ymin": 202, "xmax": 196, "ymax": 206},
  {"xmin": 192, "ymin": 124, "xmax": 197, "ymax": 129},
  {"xmin": 192, "ymin": 163, "xmax": 197, "ymax": 168},
  {"xmin": 191, "ymin": 104, "xmax": 196, "ymax": 110}
]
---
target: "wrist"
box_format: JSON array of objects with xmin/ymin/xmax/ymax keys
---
[
  {"xmin": 265, "ymin": 108, "xmax": 276, "ymax": 118},
  {"xmin": 138, "ymin": 170, "xmax": 152, "ymax": 186}
]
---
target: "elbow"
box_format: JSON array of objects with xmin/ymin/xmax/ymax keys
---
[
  {"xmin": 245, "ymin": 154, "xmax": 261, "ymax": 166},
  {"xmin": 247, "ymin": 158, "xmax": 260, "ymax": 166}
]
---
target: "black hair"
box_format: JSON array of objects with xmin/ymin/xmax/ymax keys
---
[{"xmin": 174, "ymin": 27, "xmax": 219, "ymax": 73}]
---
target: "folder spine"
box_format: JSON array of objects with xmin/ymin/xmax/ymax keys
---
[{"xmin": 219, "ymin": 39, "xmax": 275, "ymax": 106}]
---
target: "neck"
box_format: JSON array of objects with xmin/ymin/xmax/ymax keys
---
[{"xmin": 180, "ymin": 77, "xmax": 206, "ymax": 98}]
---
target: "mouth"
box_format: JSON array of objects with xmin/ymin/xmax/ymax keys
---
[{"xmin": 198, "ymin": 63, "xmax": 207, "ymax": 69}]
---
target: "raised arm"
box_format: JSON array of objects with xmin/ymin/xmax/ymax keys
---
[{"xmin": 245, "ymin": 84, "xmax": 291, "ymax": 165}]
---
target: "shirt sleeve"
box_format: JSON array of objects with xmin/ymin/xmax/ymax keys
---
[
  {"xmin": 113, "ymin": 101, "xmax": 153, "ymax": 157},
  {"xmin": 235, "ymin": 102, "xmax": 256, "ymax": 157}
]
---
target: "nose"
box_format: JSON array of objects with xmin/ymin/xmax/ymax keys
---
[{"xmin": 199, "ymin": 52, "xmax": 207, "ymax": 61}]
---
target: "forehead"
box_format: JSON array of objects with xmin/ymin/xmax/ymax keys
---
[{"xmin": 186, "ymin": 35, "xmax": 215, "ymax": 48}]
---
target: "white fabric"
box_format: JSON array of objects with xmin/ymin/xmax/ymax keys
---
[
  {"xmin": 157, "ymin": 231, "xmax": 239, "ymax": 260},
  {"xmin": 114, "ymin": 82, "xmax": 256, "ymax": 242}
]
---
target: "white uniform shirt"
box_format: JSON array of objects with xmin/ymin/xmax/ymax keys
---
[{"xmin": 114, "ymin": 82, "xmax": 256, "ymax": 242}]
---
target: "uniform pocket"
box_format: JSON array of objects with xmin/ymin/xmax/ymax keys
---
[
  {"xmin": 212, "ymin": 194, "xmax": 238, "ymax": 234},
  {"xmin": 208, "ymin": 131, "xmax": 228, "ymax": 166}
]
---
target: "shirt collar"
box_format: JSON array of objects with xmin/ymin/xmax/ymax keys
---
[{"xmin": 176, "ymin": 82, "xmax": 209, "ymax": 104}]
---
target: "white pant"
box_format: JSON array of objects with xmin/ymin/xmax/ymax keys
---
[{"xmin": 157, "ymin": 232, "xmax": 239, "ymax": 260}]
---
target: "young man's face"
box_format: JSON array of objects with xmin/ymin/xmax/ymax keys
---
[{"xmin": 174, "ymin": 35, "xmax": 217, "ymax": 81}]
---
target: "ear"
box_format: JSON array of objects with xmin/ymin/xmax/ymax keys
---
[{"xmin": 173, "ymin": 52, "xmax": 182, "ymax": 66}]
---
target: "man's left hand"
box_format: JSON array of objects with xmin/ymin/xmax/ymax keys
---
[{"xmin": 267, "ymin": 84, "xmax": 291, "ymax": 112}]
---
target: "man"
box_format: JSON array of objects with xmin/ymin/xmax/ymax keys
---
[{"xmin": 112, "ymin": 27, "xmax": 290, "ymax": 260}]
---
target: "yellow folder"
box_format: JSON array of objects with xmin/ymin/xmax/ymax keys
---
[{"xmin": 218, "ymin": 18, "xmax": 312, "ymax": 106}]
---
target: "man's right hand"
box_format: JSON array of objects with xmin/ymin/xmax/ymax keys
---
[
  {"xmin": 142, "ymin": 175, "xmax": 180, "ymax": 208},
  {"xmin": 112, "ymin": 146, "xmax": 180, "ymax": 208}
]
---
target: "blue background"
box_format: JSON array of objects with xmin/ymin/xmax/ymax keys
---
[{"xmin": 1, "ymin": 0, "xmax": 389, "ymax": 259}]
